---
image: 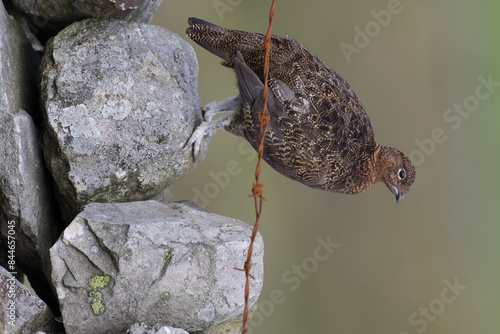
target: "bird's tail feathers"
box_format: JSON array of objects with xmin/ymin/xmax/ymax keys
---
[{"xmin": 186, "ymin": 17, "xmax": 265, "ymax": 67}]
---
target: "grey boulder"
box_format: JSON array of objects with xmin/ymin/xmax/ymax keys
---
[
  {"xmin": 0, "ymin": 267, "xmax": 60, "ymax": 334},
  {"xmin": 50, "ymin": 200, "xmax": 264, "ymax": 334},
  {"xmin": 0, "ymin": 1, "xmax": 38, "ymax": 117},
  {"xmin": 40, "ymin": 19, "xmax": 205, "ymax": 223},
  {"xmin": 0, "ymin": 1, "xmax": 61, "ymax": 310},
  {"xmin": 9, "ymin": 0, "xmax": 163, "ymax": 35}
]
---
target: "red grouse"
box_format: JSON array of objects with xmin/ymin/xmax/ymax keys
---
[{"xmin": 184, "ymin": 18, "xmax": 415, "ymax": 202}]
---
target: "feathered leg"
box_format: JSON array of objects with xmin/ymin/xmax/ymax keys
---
[{"xmin": 183, "ymin": 96, "xmax": 241, "ymax": 161}]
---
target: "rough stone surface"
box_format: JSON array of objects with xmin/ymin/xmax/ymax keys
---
[
  {"xmin": 0, "ymin": 1, "xmax": 38, "ymax": 117},
  {"xmin": 9, "ymin": 0, "xmax": 163, "ymax": 36},
  {"xmin": 50, "ymin": 200, "xmax": 263, "ymax": 334},
  {"xmin": 40, "ymin": 19, "xmax": 206, "ymax": 223},
  {"xmin": 0, "ymin": 109, "xmax": 62, "ymax": 309},
  {"xmin": 127, "ymin": 323, "xmax": 189, "ymax": 334},
  {"xmin": 0, "ymin": 267, "xmax": 60, "ymax": 334},
  {"xmin": 0, "ymin": 1, "xmax": 62, "ymax": 311}
]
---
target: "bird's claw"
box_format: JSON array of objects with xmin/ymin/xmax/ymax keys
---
[
  {"xmin": 182, "ymin": 118, "xmax": 213, "ymax": 162},
  {"xmin": 183, "ymin": 97, "xmax": 240, "ymax": 162}
]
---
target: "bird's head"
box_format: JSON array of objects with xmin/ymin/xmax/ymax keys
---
[{"xmin": 376, "ymin": 146, "xmax": 416, "ymax": 203}]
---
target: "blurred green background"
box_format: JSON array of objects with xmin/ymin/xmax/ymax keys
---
[{"xmin": 152, "ymin": 1, "xmax": 500, "ymax": 333}]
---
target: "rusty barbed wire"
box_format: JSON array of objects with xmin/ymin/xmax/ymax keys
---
[{"xmin": 241, "ymin": 1, "xmax": 276, "ymax": 333}]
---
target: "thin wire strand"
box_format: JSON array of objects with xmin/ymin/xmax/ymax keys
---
[{"xmin": 241, "ymin": 1, "xmax": 276, "ymax": 333}]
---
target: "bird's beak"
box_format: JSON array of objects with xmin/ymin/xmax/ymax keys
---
[{"xmin": 395, "ymin": 188, "xmax": 403, "ymax": 203}]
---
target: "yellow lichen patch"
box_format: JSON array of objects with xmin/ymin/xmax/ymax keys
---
[
  {"xmin": 160, "ymin": 291, "xmax": 170, "ymax": 307},
  {"xmin": 160, "ymin": 291, "xmax": 170, "ymax": 300},
  {"xmin": 88, "ymin": 290, "xmax": 105, "ymax": 315},
  {"xmin": 88, "ymin": 274, "xmax": 110, "ymax": 290},
  {"xmin": 87, "ymin": 274, "xmax": 110, "ymax": 315}
]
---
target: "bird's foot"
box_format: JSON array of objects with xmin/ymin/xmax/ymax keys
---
[
  {"xmin": 183, "ymin": 96, "xmax": 240, "ymax": 162},
  {"xmin": 182, "ymin": 120, "xmax": 213, "ymax": 162}
]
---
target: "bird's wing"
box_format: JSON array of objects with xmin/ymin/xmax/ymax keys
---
[
  {"xmin": 233, "ymin": 52, "xmax": 328, "ymax": 186},
  {"xmin": 233, "ymin": 51, "xmax": 286, "ymax": 141}
]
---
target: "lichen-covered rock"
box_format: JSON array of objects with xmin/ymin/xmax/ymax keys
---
[
  {"xmin": 50, "ymin": 200, "xmax": 264, "ymax": 334},
  {"xmin": 9, "ymin": 0, "xmax": 163, "ymax": 36},
  {"xmin": 0, "ymin": 267, "xmax": 60, "ymax": 334},
  {"xmin": 40, "ymin": 19, "xmax": 206, "ymax": 222},
  {"xmin": 0, "ymin": 1, "xmax": 38, "ymax": 117},
  {"xmin": 0, "ymin": 1, "xmax": 61, "ymax": 311}
]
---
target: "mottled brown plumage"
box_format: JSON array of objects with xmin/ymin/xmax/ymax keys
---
[{"xmin": 185, "ymin": 18, "xmax": 415, "ymax": 202}]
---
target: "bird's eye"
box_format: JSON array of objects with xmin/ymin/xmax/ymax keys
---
[{"xmin": 398, "ymin": 168, "xmax": 406, "ymax": 180}]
